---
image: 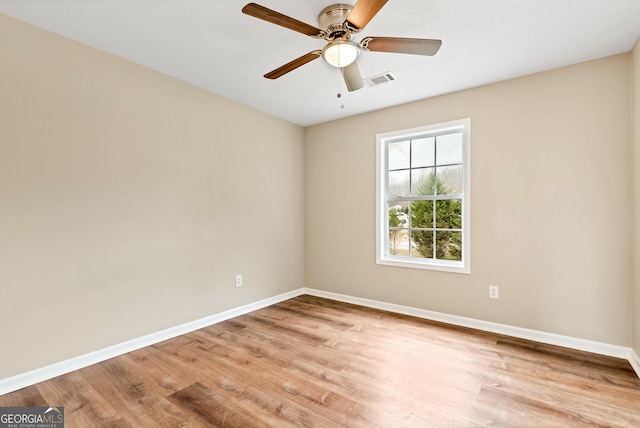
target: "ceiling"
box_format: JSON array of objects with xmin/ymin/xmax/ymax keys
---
[{"xmin": 1, "ymin": 0, "xmax": 639, "ymax": 127}]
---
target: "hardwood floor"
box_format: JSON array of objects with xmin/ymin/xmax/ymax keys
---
[{"xmin": 2, "ymin": 295, "xmax": 640, "ymax": 427}]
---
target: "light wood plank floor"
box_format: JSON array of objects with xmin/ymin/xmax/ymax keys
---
[{"xmin": 2, "ymin": 295, "xmax": 640, "ymax": 427}]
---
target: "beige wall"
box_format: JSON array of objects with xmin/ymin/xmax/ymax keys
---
[
  {"xmin": 0, "ymin": 15, "xmax": 305, "ymax": 378},
  {"xmin": 633, "ymin": 37, "xmax": 640, "ymax": 357},
  {"xmin": 305, "ymin": 54, "xmax": 634, "ymax": 346}
]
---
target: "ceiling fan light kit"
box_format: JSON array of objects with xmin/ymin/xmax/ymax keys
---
[
  {"xmin": 323, "ymin": 39, "xmax": 359, "ymax": 67},
  {"xmin": 242, "ymin": 0, "xmax": 441, "ymax": 92}
]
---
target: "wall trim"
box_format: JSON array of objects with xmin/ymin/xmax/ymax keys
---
[
  {"xmin": 2, "ymin": 287, "xmax": 637, "ymax": 396},
  {"xmin": 302, "ymin": 288, "xmax": 635, "ymax": 363},
  {"xmin": 0, "ymin": 289, "xmax": 302, "ymax": 396}
]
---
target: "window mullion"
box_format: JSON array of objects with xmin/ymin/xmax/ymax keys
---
[{"xmin": 432, "ymin": 136, "xmax": 437, "ymax": 259}]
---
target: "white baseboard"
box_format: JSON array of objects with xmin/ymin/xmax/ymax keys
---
[
  {"xmin": 302, "ymin": 288, "xmax": 635, "ymax": 362},
  {"xmin": 0, "ymin": 289, "xmax": 303, "ymax": 396},
  {"xmin": 630, "ymin": 349, "xmax": 640, "ymax": 379},
  {"xmin": 2, "ymin": 287, "xmax": 638, "ymax": 396}
]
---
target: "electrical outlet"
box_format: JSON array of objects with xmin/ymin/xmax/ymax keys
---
[
  {"xmin": 235, "ymin": 275, "xmax": 243, "ymax": 287},
  {"xmin": 489, "ymin": 285, "xmax": 499, "ymax": 299}
]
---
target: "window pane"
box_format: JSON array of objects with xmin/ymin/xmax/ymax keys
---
[
  {"xmin": 411, "ymin": 167, "xmax": 435, "ymax": 196},
  {"xmin": 388, "ymin": 229, "xmax": 409, "ymax": 256},
  {"xmin": 411, "ymin": 137, "xmax": 434, "ymax": 168},
  {"xmin": 435, "ymin": 231, "xmax": 462, "ymax": 261},
  {"xmin": 388, "ymin": 170, "xmax": 410, "ymax": 197},
  {"xmin": 411, "ymin": 200, "xmax": 434, "ymax": 228},
  {"xmin": 436, "ymin": 165, "xmax": 463, "ymax": 195},
  {"xmin": 436, "ymin": 133, "xmax": 463, "ymax": 165},
  {"xmin": 389, "ymin": 141, "xmax": 410, "ymax": 170},
  {"xmin": 388, "ymin": 202, "xmax": 409, "ymax": 228},
  {"xmin": 435, "ymin": 199, "xmax": 462, "ymax": 229},
  {"xmin": 411, "ymin": 231, "xmax": 433, "ymax": 259}
]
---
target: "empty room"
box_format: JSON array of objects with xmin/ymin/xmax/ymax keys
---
[{"xmin": 1, "ymin": 0, "xmax": 640, "ymax": 426}]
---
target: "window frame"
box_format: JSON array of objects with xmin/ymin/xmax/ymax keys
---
[{"xmin": 376, "ymin": 118, "xmax": 471, "ymax": 274}]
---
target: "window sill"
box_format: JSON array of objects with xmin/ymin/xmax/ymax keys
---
[{"xmin": 377, "ymin": 256, "xmax": 470, "ymax": 274}]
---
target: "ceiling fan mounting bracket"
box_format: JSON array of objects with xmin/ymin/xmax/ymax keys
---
[{"xmin": 360, "ymin": 36, "xmax": 373, "ymax": 51}]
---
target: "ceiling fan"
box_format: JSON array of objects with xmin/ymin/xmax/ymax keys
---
[{"xmin": 242, "ymin": 0, "xmax": 442, "ymax": 92}]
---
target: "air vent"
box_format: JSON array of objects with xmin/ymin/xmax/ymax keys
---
[{"xmin": 364, "ymin": 72, "xmax": 396, "ymax": 87}]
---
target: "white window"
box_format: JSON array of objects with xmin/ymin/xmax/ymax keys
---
[{"xmin": 376, "ymin": 118, "xmax": 470, "ymax": 273}]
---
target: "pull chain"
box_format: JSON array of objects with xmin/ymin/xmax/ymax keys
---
[{"xmin": 337, "ymin": 69, "xmax": 344, "ymax": 109}]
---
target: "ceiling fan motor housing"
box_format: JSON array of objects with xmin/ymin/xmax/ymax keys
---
[{"xmin": 318, "ymin": 3, "xmax": 354, "ymax": 39}]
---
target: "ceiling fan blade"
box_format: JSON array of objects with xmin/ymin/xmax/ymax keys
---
[
  {"xmin": 345, "ymin": 0, "xmax": 388, "ymax": 31},
  {"xmin": 264, "ymin": 51, "xmax": 322, "ymax": 79},
  {"xmin": 361, "ymin": 37, "xmax": 442, "ymax": 56},
  {"xmin": 342, "ymin": 61, "xmax": 364, "ymax": 92},
  {"xmin": 242, "ymin": 3, "xmax": 324, "ymax": 37}
]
